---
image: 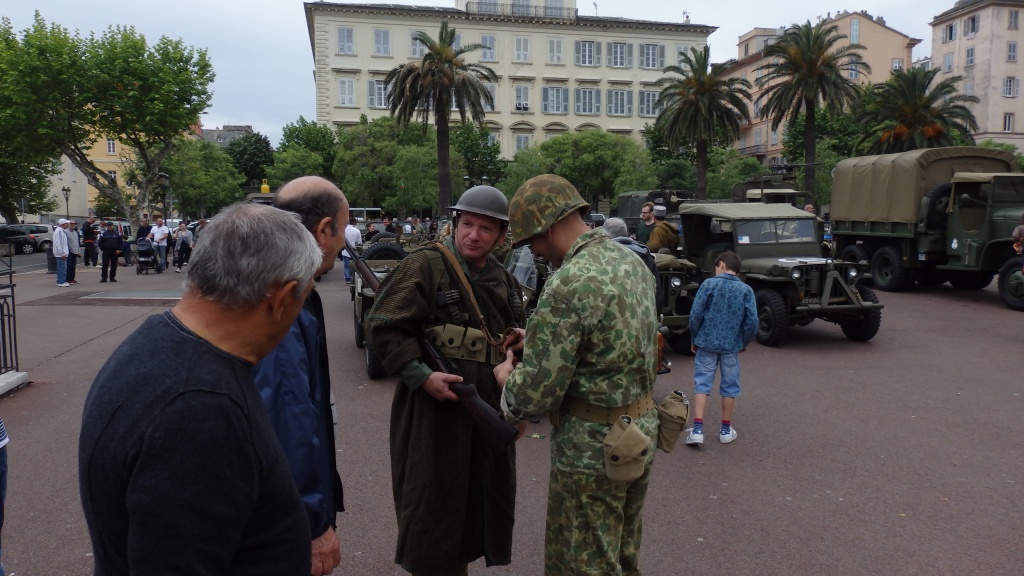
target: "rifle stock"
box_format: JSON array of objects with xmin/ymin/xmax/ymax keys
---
[{"xmin": 347, "ymin": 239, "xmax": 518, "ymax": 454}]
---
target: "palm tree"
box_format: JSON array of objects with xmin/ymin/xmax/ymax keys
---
[
  {"xmin": 755, "ymin": 20, "xmax": 869, "ymax": 194},
  {"xmin": 385, "ymin": 21, "xmax": 497, "ymax": 213},
  {"xmin": 855, "ymin": 66, "xmax": 979, "ymax": 154},
  {"xmin": 654, "ymin": 45, "xmax": 752, "ymax": 200}
]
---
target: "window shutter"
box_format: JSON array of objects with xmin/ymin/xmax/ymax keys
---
[
  {"xmin": 368, "ymin": 80, "xmax": 375, "ymax": 106},
  {"xmin": 575, "ymin": 41, "xmax": 581, "ymax": 65},
  {"xmin": 595, "ymin": 89, "xmax": 601, "ymax": 113},
  {"xmin": 562, "ymin": 89, "xmax": 569, "ymax": 113},
  {"xmin": 605, "ymin": 43, "xmax": 612, "ymax": 67},
  {"xmin": 627, "ymin": 90, "xmax": 633, "ymax": 116},
  {"xmin": 575, "ymin": 87, "xmax": 581, "ymax": 113},
  {"xmin": 1016, "ymin": 78, "xmax": 1021, "ymax": 97},
  {"xmin": 606, "ymin": 89, "xmax": 612, "ymax": 115},
  {"xmin": 659, "ymin": 45, "xmax": 665, "ymax": 68},
  {"xmin": 627, "ymin": 43, "xmax": 634, "ymax": 68},
  {"xmin": 595, "ymin": 42, "xmax": 602, "ymax": 66},
  {"xmin": 543, "ymin": 87, "xmax": 550, "ymax": 112},
  {"xmin": 455, "ymin": 34, "xmax": 461, "ymax": 50}
]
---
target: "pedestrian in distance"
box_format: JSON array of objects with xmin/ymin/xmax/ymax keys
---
[
  {"xmin": 645, "ymin": 205, "xmax": 679, "ymax": 254},
  {"xmin": 97, "ymin": 221, "xmax": 122, "ymax": 283},
  {"xmin": 52, "ymin": 219, "xmax": 71, "ymax": 287},
  {"xmin": 494, "ymin": 174, "xmax": 659, "ymax": 576},
  {"xmin": 172, "ymin": 221, "xmax": 194, "ymax": 273},
  {"xmin": 67, "ymin": 220, "xmax": 81, "ymax": 284},
  {"xmin": 366, "ymin": 185, "xmax": 526, "ymax": 576},
  {"xmin": 79, "ymin": 203, "xmax": 323, "ymax": 575},
  {"xmin": 253, "ymin": 177, "xmax": 349, "ymax": 575},
  {"xmin": 81, "ymin": 217, "xmax": 99, "ymax": 267},
  {"xmin": 148, "ymin": 217, "xmax": 170, "ymax": 271},
  {"xmin": 342, "ymin": 216, "xmax": 362, "ymax": 283},
  {"xmin": 684, "ymin": 250, "xmax": 758, "ymax": 446}
]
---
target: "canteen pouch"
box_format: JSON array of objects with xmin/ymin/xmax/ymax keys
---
[
  {"xmin": 656, "ymin": 390, "xmax": 690, "ymax": 453},
  {"xmin": 603, "ymin": 415, "xmax": 651, "ymax": 483}
]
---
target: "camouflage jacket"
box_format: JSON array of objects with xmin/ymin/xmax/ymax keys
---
[{"xmin": 501, "ymin": 227, "xmax": 659, "ymax": 475}]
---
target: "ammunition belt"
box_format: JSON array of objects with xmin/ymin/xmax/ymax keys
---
[
  {"xmin": 424, "ymin": 323, "xmax": 506, "ymax": 366},
  {"xmin": 562, "ymin": 392, "xmax": 656, "ymax": 426}
]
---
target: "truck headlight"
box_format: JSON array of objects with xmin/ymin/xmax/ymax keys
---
[
  {"xmin": 790, "ymin": 268, "xmax": 802, "ymax": 280},
  {"xmin": 847, "ymin": 267, "xmax": 860, "ymax": 279},
  {"xmin": 670, "ymin": 276, "xmax": 683, "ymax": 289}
]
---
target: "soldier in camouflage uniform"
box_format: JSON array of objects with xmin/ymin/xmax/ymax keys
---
[
  {"xmin": 366, "ymin": 185, "xmax": 526, "ymax": 576},
  {"xmin": 493, "ymin": 174, "xmax": 659, "ymax": 576}
]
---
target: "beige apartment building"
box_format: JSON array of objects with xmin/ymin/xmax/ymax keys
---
[
  {"xmin": 931, "ymin": 0, "xmax": 1024, "ymax": 146},
  {"xmin": 303, "ymin": 1, "xmax": 714, "ymax": 157},
  {"xmin": 727, "ymin": 11, "xmax": 920, "ymax": 166}
]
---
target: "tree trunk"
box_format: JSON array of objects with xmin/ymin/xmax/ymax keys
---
[
  {"xmin": 804, "ymin": 98, "xmax": 816, "ymax": 196},
  {"xmin": 695, "ymin": 138, "xmax": 709, "ymax": 201},
  {"xmin": 436, "ymin": 106, "xmax": 453, "ymax": 216}
]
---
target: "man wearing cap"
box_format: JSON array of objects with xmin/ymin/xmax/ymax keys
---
[
  {"xmin": 493, "ymin": 174, "xmax": 659, "ymax": 576},
  {"xmin": 366, "ymin": 185, "xmax": 525, "ymax": 576},
  {"xmin": 53, "ymin": 219, "xmax": 71, "ymax": 287},
  {"xmin": 82, "ymin": 217, "xmax": 99, "ymax": 268},
  {"xmin": 645, "ymin": 204, "xmax": 679, "ymax": 254},
  {"xmin": 97, "ymin": 221, "xmax": 123, "ymax": 283},
  {"xmin": 635, "ymin": 201, "xmax": 656, "ymax": 245}
]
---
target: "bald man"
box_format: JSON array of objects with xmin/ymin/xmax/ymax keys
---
[{"xmin": 252, "ymin": 176, "xmax": 349, "ymax": 575}]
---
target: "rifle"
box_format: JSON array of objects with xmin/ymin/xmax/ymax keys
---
[{"xmin": 346, "ymin": 239, "xmax": 518, "ymax": 453}]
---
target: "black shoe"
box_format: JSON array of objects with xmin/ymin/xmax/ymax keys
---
[
  {"xmin": 100, "ymin": 279, "xmax": 107, "ymax": 283},
  {"xmin": 110, "ymin": 279, "xmax": 117, "ymax": 282}
]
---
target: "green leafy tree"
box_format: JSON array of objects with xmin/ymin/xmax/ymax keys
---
[
  {"xmin": 654, "ymin": 45, "xmax": 752, "ymax": 200},
  {"xmin": 266, "ymin": 147, "xmax": 325, "ymax": 187},
  {"xmin": 705, "ymin": 146, "xmax": 770, "ymax": 199},
  {"xmin": 641, "ymin": 123, "xmax": 697, "ymax": 193},
  {"xmin": 227, "ymin": 132, "xmax": 274, "ymax": 187},
  {"xmin": 497, "ymin": 146, "xmax": 555, "ymax": 199},
  {"xmin": 978, "ymin": 139, "xmax": 1024, "ymax": 171},
  {"xmin": 536, "ymin": 130, "xmax": 655, "ymax": 206},
  {"xmin": 279, "ymin": 116, "xmax": 337, "ymax": 179},
  {"xmin": 161, "ymin": 138, "xmax": 245, "ymax": 218},
  {"xmin": 451, "ymin": 123, "xmax": 506, "ymax": 186},
  {"xmin": 781, "ymin": 106, "xmax": 867, "ymax": 163},
  {"xmin": 382, "ymin": 146, "xmax": 441, "ymax": 215},
  {"xmin": 385, "ymin": 21, "xmax": 497, "ymax": 213},
  {"xmin": 855, "ymin": 67, "xmax": 979, "ymax": 153},
  {"xmin": 0, "ymin": 14, "xmax": 214, "ymax": 220},
  {"xmin": 756, "ymin": 20, "xmax": 869, "ymax": 194}
]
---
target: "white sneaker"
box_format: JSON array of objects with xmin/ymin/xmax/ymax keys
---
[
  {"xmin": 684, "ymin": 428, "xmax": 704, "ymax": 445},
  {"xmin": 720, "ymin": 428, "xmax": 738, "ymax": 444},
  {"xmin": 56, "ymin": 282, "xmax": 70, "ymax": 287}
]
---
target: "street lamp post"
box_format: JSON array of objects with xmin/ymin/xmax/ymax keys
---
[
  {"xmin": 61, "ymin": 186, "xmax": 71, "ymax": 219},
  {"xmin": 462, "ymin": 175, "xmax": 491, "ymax": 190}
]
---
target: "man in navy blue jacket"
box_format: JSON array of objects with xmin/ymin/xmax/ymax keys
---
[{"xmin": 253, "ymin": 176, "xmax": 348, "ymax": 575}]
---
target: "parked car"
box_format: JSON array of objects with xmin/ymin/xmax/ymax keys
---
[
  {"xmin": 0, "ymin": 223, "xmax": 53, "ymax": 251},
  {"xmin": 0, "ymin": 227, "xmax": 41, "ymax": 255}
]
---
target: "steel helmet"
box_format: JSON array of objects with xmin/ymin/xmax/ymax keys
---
[
  {"xmin": 449, "ymin": 185, "xmax": 510, "ymax": 222},
  {"xmin": 508, "ymin": 174, "xmax": 590, "ymax": 247}
]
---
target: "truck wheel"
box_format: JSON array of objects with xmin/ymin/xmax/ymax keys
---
[
  {"xmin": 362, "ymin": 242, "xmax": 407, "ymax": 262},
  {"xmin": 366, "ymin": 339, "xmax": 387, "ymax": 379},
  {"xmin": 871, "ymin": 246, "xmax": 913, "ymax": 292},
  {"xmin": 365, "ymin": 231, "xmax": 398, "ymax": 244},
  {"xmin": 755, "ymin": 288, "xmax": 788, "ymax": 347},
  {"xmin": 925, "ymin": 183, "xmax": 953, "ymax": 230},
  {"xmin": 354, "ymin": 301, "xmax": 366, "ymax": 348},
  {"xmin": 839, "ymin": 244, "xmax": 870, "ymax": 263},
  {"xmin": 998, "ymin": 257, "xmax": 1024, "ymax": 311},
  {"xmin": 840, "ymin": 285, "xmax": 882, "ymax": 342},
  {"xmin": 948, "ymin": 270, "xmax": 994, "ymax": 290}
]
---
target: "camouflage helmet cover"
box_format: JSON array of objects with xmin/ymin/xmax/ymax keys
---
[
  {"xmin": 449, "ymin": 185, "xmax": 510, "ymax": 222},
  {"xmin": 509, "ymin": 174, "xmax": 590, "ymax": 247}
]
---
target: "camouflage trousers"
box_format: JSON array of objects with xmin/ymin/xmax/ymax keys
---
[{"xmin": 544, "ymin": 463, "xmax": 653, "ymax": 575}]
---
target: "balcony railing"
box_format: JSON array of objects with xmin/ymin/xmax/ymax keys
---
[
  {"xmin": 737, "ymin": 144, "xmax": 767, "ymax": 157},
  {"xmin": 466, "ymin": 2, "xmax": 577, "ymax": 20}
]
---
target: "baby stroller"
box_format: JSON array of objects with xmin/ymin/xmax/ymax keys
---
[{"xmin": 135, "ymin": 237, "xmax": 160, "ymax": 274}]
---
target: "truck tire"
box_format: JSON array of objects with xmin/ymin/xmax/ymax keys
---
[
  {"xmin": 925, "ymin": 183, "xmax": 953, "ymax": 230},
  {"xmin": 365, "ymin": 231, "xmax": 397, "ymax": 244},
  {"xmin": 755, "ymin": 288, "xmax": 788, "ymax": 347},
  {"xmin": 840, "ymin": 285, "xmax": 882, "ymax": 342},
  {"xmin": 948, "ymin": 270, "xmax": 994, "ymax": 290},
  {"xmin": 366, "ymin": 340, "xmax": 387, "ymax": 379},
  {"xmin": 839, "ymin": 244, "xmax": 870, "ymax": 263},
  {"xmin": 362, "ymin": 242, "xmax": 407, "ymax": 261},
  {"xmin": 998, "ymin": 257, "xmax": 1024, "ymax": 311},
  {"xmin": 354, "ymin": 302, "xmax": 366, "ymax": 348},
  {"xmin": 871, "ymin": 246, "xmax": 913, "ymax": 292}
]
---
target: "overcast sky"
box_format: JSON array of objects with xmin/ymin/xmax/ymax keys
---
[{"xmin": 6, "ymin": 0, "xmax": 943, "ymax": 145}]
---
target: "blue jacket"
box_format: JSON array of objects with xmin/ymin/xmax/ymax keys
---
[
  {"xmin": 252, "ymin": 291, "xmax": 343, "ymax": 538},
  {"xmin": 689, "ymin": 273, "xmax": 758, "ymax": 353}
]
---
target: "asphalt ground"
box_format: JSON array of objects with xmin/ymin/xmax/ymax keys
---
[{"xmin": 0, "ymin": 257, "xmax": 1021, "ymax": 575}]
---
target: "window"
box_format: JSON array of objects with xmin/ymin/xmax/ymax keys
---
[
  {"xmin": 964, "ymin": 15, "xmax": 979, "ymax": 36},
  {"xmin": 511, "ymin": 0, "xmax": 530, "ymax": 16},
  {"xmin": 771, "ymin": 129, "xmax": 779, "ymax": 145},
  {"xmin": 374, "ymin": 29, "xmax": 391, "ymax": 56},
  {"xmin": 943, "ymin": 23, "xmax": 957, "ymax": 43},
  {"xmin": 1003, "ymin": 77, "xmax": 1021, "ymax": 97},
  {"xmin": 338, "ymin": 78, "xmax": 355, "ymax": 106},
  {"xmin": 106, "ymin": 138, "xmax": 116, "ymax": 154},
  {"xmin": 606, "ymin": 88, "xmax": 632, "ymax": 116},
  {"xmin": 368, "ymin": 79, "xmax": 389, "ymax": 108},
  {"xmin": 1010, "ymin": 42, "xmax": 1018, "ymax": 62},
  {"xmin": 849, "ymin": 58, "xmax": 860, "ymax": 79},
  {"xmin": 966, "ymin": 47, "xmax": 975, "ymax": 67},
  {"xmin": 964, "ymin": 80, "xmax": 974, "ymax": 96},
  {"xmin": 480, "ymin": 83, "xmax": 498, "ymax": 112},
  {"xmin": 744, "ymin": 42, "xmax": 749, "ymax": 57},
  {"xmin": 514, "ymin": 85, "xmax": 530, "ymax": 111},
  {"xmin": 756, "ymin": 66, "xmax": 764, "ymax": 79},
  {"xmin": 543, "ymin": 0, "xmax": 563, "ymax": 18},
  {"xmin": 575, "ymin": 87, "xmax": 600, "ymax": 115},
  {"xmin": 548, "ymin": 38, "xmax": 563, "ymax": 64},
  {"xmin": 639, "ymin": 90, "xmax": 659, "ymax": 117},
  {"xmin": 542, "ymin": 86, "xmax": 568, "ymax": 113},
  {"xmin": 608, "ymin": 42, "xmax": 630, "ymax": 68},
  {"xmin": 515, "ymin": 134, "xmax": 532, "ymax": 152},
  {"xmin": 1011, "ymin": 10, "xmax": 1020, "ymax": 30},
  {"xmin": 892, "ymin": 58, "xmax": 904, "ymax": 71},
  {"xmin": 944, "ymin": 53, "xmax": 954, "ymax": 72},
  {"xmin": 107, "ymin": 170, "xmax": 117, "ymax": 182},
  {"xmin": 675, "ymin": 44, "xmax": 688, "ymax": 63},
  {"xmin": 575, "ymin": 40, "xmax": 599, "ymax": 66},
  {"xmin": 514, "ymin": 36, "xmax": 530, "ymax": 62},
  {"xmin": 851, "ymin": 18, "xmax": 860, "ymax": 44},
  {"xmin": 410, "ymin": 32, "xmax": 426, "ymax": 58},
  {"xmin": 641, "ymin": 44, "xmax": 664, "ymax": 69},
  {"xmin": 338, "ymin": 27, "xmax": 354, "ymax": 55},
  {"xmin": 753, "ymin": 100, "xmax": 762, "ymax": 117},
  {"xmin": 741, "ymin": 71, "xmax": 747, "ymax": 81},
  {"xmin": 1005, "ymin": 113, "xmax": 1015, "ymax": 132},
  {"xmin": 487, "ymin": 132, "xmax": 499, "ymax": 147},
  {"xmin": 481, "ymin": 35, "xmax": 496, "ymax": 61}
]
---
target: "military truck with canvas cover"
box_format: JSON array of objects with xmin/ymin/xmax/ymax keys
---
[
  {"xmin": 830, "ymin": 147, "xmax": 1024, "ymax": 311},
  {"xmin": 677, "ymin": 203, "xmax": 882, "ymax": 347}
]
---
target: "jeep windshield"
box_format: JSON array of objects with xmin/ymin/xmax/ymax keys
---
[
  {"xmin": 992, "ymin": 176, "xmax": 1024, "ymax": 203},
  {"xmin": 735, "ymin": 219, "xmax": 817, "ymax": 245}
]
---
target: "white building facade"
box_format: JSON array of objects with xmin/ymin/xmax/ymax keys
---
[{"xmin": 304, "ymin": 1, "xmax": 714, "ymax": 157}]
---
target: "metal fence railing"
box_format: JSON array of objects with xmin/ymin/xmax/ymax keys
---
[
  {"xmin": 0, "ymin": 244, "xmax": 18, "ymax": 374},
  {"xmin": 466, "ymin": 2, "xmax": 577, "ymax": 20}
]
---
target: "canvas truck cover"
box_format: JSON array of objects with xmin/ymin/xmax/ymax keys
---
[{"xmin": 830, "ymin": 147, "xmax": 1016, "ymax": 223}]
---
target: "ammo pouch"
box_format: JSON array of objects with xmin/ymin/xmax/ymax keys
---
[
  {"xmin": 603, "ymin": 415, "xmax": 651, "ymax": 483},
  {"xmin": 425, "ymin": 324, "xmax": 505, "ymax": 365},
  {"xmin": 655, "ymin": 390, "xmax": 690, "ymax": 453}
]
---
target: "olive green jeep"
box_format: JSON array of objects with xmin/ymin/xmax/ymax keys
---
[
  {"xmin": 678, "ymin": 203, "xmax": 883, "ymax": 347},
  {"xmin": 350, "ymin": 241, "xmax": 407, "ymax": 378}
]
